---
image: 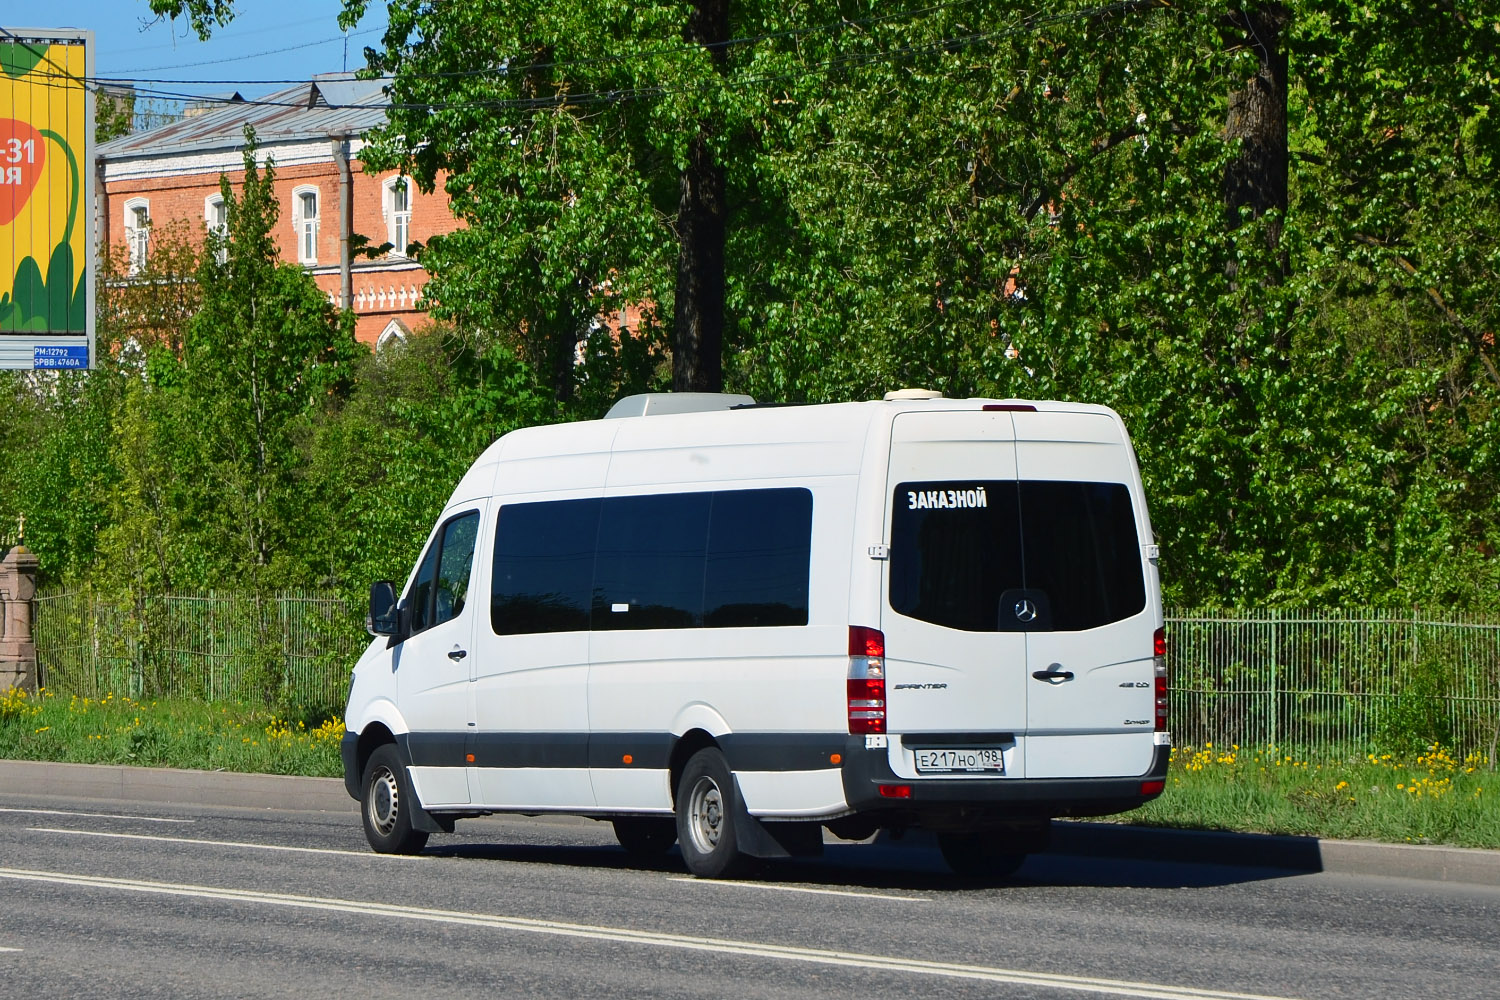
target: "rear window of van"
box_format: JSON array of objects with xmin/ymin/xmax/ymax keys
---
[{"xmin": 890, "ymin": 480, "xmax": 1145, "ymax": 632}]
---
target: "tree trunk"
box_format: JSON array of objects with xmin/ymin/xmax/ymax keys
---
[
  {"xmin": 673, "ymin": 0, "xmax": 729, "ymax": 393},
  {"xmin": 549, "ymin": 320, "xmax": 578, "ymax": 404},
  {"xmin": 1222, "ymin": 3, "xmax": 1290, "ymax": 244}
]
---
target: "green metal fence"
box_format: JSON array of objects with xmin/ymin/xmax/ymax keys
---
[
  {"xmin": 30, "ymin": 593, "xmax": 1500, "ymax": 756},
  {"xmin": 1166, "ymin": 609, "xmax": 1500, "ymax": 754},
  {"xmin": 32, "ymin": 589, "xmax": 365, "ymax": 711}
]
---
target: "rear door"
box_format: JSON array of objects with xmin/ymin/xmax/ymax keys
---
[
  {"xmin": 882, "ymin": 410, "xmax": 1028, "ymax": 775},
  {"xmin": 1013, "ymin": 411, "xmax": 1156, "ymax": 778}
]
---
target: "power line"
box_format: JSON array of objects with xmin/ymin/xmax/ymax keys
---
[
  {"xmin": 96, "ymin": 0, "xmax": 986, "ymax": 88},
  {"xmin": 112, "ymin": 12, "xmax": 351, "ymax": 55},
  {"xmin": 21, "ymin": 2, "xmax": 1164, "ymax": 120},
  {"xmin": 101, "ymin": 26, "xmax": 384, "ymax": 76}
]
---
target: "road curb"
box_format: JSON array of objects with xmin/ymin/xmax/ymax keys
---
[
  {"xmin": 0, "ymin": 758, "xmax": 354, "ymax": 814},
  {"xmin": 4, "ymin": 759, "xmax": 1498, "ymax": 886}
]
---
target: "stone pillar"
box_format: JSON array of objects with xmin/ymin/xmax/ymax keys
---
[{"xmin": 0, "ymin": 544, "xmax": 40, "ymax": 694}]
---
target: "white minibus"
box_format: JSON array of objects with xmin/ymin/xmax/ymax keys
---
[{"xmin": 342, "ymin": 390, "xmax": 1169, "ymax": 878}]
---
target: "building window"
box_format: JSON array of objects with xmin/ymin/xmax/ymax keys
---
[
  {"xmin": 383, "ymin": 175, "xmax": 411, "ymax": 256},
  {"xmin": 123, "ymin": 198, "xmax": 150, "ymax": 274},
  {"xmin": 376, "ymin": 319, "xmax": 411, "ymax": 353},
  {"xmin": 205, "ymin": 195, "xmax": 228, "ymax": 263},
  {"xmin": 292, "ymin": 186, "xmax": 320, "ymax": 264}
]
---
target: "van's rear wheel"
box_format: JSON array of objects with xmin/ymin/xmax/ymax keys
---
[
  {"xmin": 937, "ymin": 832, "xmax": 1026, "ymax": 880},
  {"xmin": 361, "ymin": 744, "xmax": 429, "ymax": 855},
  {"xmin": 675, "ymin": 748, "xmax": 750, "ymax": 878},
  {"xmin": 612, "ymin": 817, "xmax": 677, "ymax": 856}
]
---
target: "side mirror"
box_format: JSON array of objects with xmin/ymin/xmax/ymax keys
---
[{"xmin": 368, "ymin": 581, "xmax": 401, "ymax": 637}]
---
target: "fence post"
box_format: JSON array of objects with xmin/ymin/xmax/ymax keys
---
[
  {"xmin": 0, "ymin": 542, "xmax": 40, "ymax": 694},
  {"xmin": 1411, "ymin": 605, "xmax": 1419, "ymax": 677},
  {"xmin": 1269, "ymin": 608, "xmax": 1280, "ymax": 748}
]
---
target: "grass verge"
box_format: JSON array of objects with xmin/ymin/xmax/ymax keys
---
[
  {"xmin": 1131, "ymin": 743, "xmax": 1498, "ymax": 849},
  {"xmin": 3, "ymin": 689, "xmax": 1498, "ymax": 850},
  {"xmin": 0, "ymin": 687, "xmax": 342, "ymax": 778}
]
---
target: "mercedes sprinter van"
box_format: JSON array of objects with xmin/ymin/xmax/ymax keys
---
[{"xmin": 342, "ymin": 391, "xmax": 1168, "ymax": 878}]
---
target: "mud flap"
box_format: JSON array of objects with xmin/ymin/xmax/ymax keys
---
[
  {"xmin": 729, "ymin": 777, "xmax": 824, "ymax": 859},
  {"xmin": 410, "ymin": 806, "xmax": 456, "ymax": 834},
  {"xmin": 388, "ymin": 734, "xmax": 457, "ymax": 835}
]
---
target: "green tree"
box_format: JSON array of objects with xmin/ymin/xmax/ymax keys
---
[
  {"xmin": 0, "ymin": 365, "xmax": 120, "ymax": 583},
  {"xmin": 295, "ymin": 325, "xmax": 554, "ymax": 598},
  {"xmin": 167, "ymin": 130, "xmax": 362, "ymax": 583},
  {"xmin": 96, "ymin": 88, "xmax": 135, "ymax": 144},
  {"xmin": 138, "ymin": 1, "xmax": 1500, "ymax": 609}
]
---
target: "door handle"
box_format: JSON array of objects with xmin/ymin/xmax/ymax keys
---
[
  {"xmin": 1032, "ymin": 665, "xmax": 1073, "ymax": 683},
  {"xmin": 448, "ymin": 648, "xmax": 468, "ymax": 662}
]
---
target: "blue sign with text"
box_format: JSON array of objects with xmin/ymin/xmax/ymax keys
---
[{"xmin": 33, "ymin": 345, "xmax": 89, "ymax": 369}]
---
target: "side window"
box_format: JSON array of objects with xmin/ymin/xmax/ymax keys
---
[
  {"xmin": 491, "ymin": 498, "xmax": 601, "ymax": 635},
  {"xmin": 704, "ymin": 488, "xmax": 812, "ymax": 627},
  {"xmin": 488, "ymin": 488, "xmax": 815, "ymax": 636},
  {"xmin": 593, "ymin": 493, "xmax": 711, "ymax": 629},
  {"xmin": 408, "ymin": 510, "xmax": 480, "ymax": 635}
]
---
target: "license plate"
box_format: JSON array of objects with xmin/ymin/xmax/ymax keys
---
[{"xmin": 914, "ymin": 747, "xmax": 1005, "ymax": 774}]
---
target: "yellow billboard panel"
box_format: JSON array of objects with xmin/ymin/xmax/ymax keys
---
[{"xmin": 0, "ymin": 27, "xmax": 93, "ymax": 369}]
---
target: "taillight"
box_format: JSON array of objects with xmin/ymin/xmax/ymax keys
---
[
  {"xmin": 848, "ymin": 626, "xmax": 886, "ymax": 734},
  {"xmin": 1154, "ymin": 626, "xmax": 1168, "ymax": 733}
]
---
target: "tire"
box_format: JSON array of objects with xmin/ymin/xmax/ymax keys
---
[
  {"xmin": 612, "ymin": 817, "xmax": 678, "ymax": 856},
  {"xmin": 360, "ymin": 743, "xmax": 430, "ymax": 855},
  {"xmin": 937, "ymin": 831, "xmax": 1026, "ymax": 881},
  {"xmin": 675, "ymin": 748, "xmax": 751, "ymax": 879}
]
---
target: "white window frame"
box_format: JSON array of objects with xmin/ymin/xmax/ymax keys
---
[
  {"xmin": 292, "ymin": 185, "xmax": 320, "ymax": 264},
  {"xmin": 376, "ymin": 318, "xmax": 411, "ymax": 354},
  {"xmin": 382, "ymin": 175, "xmax": 412, "ymax": 257},
  {"xmin": 123, "ymin": 197, "xmax": 151, "ymax": 275},
  {"xmin": 204, "ymin": 194, "xmax": 228, "ymax": 263}
]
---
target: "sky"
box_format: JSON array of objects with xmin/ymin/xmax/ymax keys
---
[{"xmin": 15, "ymin": 1, "xmax": 391, "ymax": 104}]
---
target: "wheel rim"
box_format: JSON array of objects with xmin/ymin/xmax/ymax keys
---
[
  {"xmin": 367, "ymin": 764, "xmax": 400, "ymax": 837},
  {"xmin": 685, "ymin": 774, "xmax": 724, "ymax": 855}
]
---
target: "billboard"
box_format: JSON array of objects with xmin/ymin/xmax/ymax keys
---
[{"xmin": 0, "ymin": 27, "xmax": 93, "ymax": 370}]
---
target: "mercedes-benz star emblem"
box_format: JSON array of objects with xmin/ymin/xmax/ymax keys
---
[{"xmin": 1014, "ymin": 599, "xmax": 1037, "ymax": 622}]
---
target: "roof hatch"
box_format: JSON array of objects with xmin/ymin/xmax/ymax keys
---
[{"xmin": 605, "ymin": 392, "xmax": 757, "ymax": 418}]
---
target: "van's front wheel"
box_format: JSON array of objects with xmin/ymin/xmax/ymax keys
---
[
  {"xmin": 361, "ymin": 744, "xmax": 429, "ymax": 855},
  {"xmin": 676, "ymin": 748, "xmax": 750, "ymax": 878}
]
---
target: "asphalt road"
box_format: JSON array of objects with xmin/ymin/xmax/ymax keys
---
[{"xmin": 0, "ymin": 791, "xmax": 1496, "ymax": 999}]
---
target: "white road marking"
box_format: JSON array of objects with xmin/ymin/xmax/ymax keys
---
[
  {"xmin": 668, "ymin": 875, "xmax": 924, "ymax": 902},
  {"xmin": 0, "ymin": 947, "xmax": 21, "ymax": 953},
  {"xmin": 29, "ymin": 827, "xmax": 424, "ymax": 861},
  {"xmin": 0, "ymin": 807, "xmax": 193, "ymax": 824},
  {"xmin": 0, "ymin": 866, "xmax": 1301, "ymax": 1000}
]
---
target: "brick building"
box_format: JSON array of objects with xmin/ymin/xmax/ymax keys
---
[{"xmin": 97, "ymin": 74, "xmax": 459, "ymax": 348}]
